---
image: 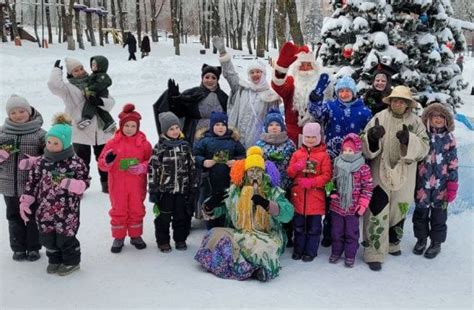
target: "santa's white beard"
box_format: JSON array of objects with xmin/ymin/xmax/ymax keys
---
[{"xmin": 292, "ymin": 69, "xmax": 320, "ymax": 126}]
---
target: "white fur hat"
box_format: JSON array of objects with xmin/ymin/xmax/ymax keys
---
[
  {"xmin": 296, "ymin": 50, "xmax": 316, "ymax": 63},
  {"xmin": 247, "ymin": 60, "xmax": 267, "ymax": 76},
  {"xmin": 6, "ymin": 94, "xmax": 32, "ymax": 115},
  {"xmin": 65, "ymin": 57, "xmax": 83, "ymax": 74}
]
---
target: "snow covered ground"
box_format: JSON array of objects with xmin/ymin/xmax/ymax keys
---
[{"xmin": 0, "ymin": 37, "xmax": 473, "ymax": 309}]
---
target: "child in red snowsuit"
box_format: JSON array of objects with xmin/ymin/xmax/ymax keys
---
[{"xmin": 99, "ymin": 104, "xmax": 152, "ymax": 253}]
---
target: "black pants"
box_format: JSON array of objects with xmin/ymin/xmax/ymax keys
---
[
  {"xmin": 81, "ymin": 101, "xmax": 115, "ymax": 128},
  {"xmin": 413, "ymin": 207, "xmax": 448, "ymax": 243},
  {"xmin": 39, "ymin": 232, "xmax": 81, "ymax": 265},
  {"xmin": 154, "ymin": 193, "xmax": 190, "ymax": 245},
  {"xmin": 73, "ymin": 143, "xmax": 108, "ymax": 183},
  {"xmin": 4, "ymin": 195, "xmax": 41, "ymax": 252},
  {"xmin": 322, "ymin": 196, "xmax": 332, "ymax": 242},
  {"xmin": 128, "ymin": 52, "xmax": 136, "ymax": 61}
]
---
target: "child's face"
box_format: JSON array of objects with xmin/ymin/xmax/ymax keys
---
[
  {"xmin": 8, "ymin": 108, "xmax": 30, "ymax": 124},
  {"xmin": 267, "ymin": 121, "xmax": 282, "ymax": 134},
  {"xmin": 338, "ymin": 88, "xmax": 353, "ymax": 103},
  {"xmin": 430, "ymin": 113, "xmax": 446, "ymax": 129},
  {"xmin": 46, "ymin": 136, "xmax": 63, "ymax": 152},
  {"xmin": 166, "ymin": 124, "xmax": 181, "ymax": 139},
  {"xmin": 213, "ymin": 122, "xmax": 227, "ymax": 136},
  {"xmin": 303, "ymin": 136, "xmax": 319, "ymax": 148},
  {"xmin": 71, "ymin": 65, "xmax": 87, "ymax": 78},
  {"xmin": 91, "ymin": 60, "xmax": 98, "ymax": 72},
  {"xmin": 249, "ymin": 69, "xmax": 263, "ymax": 84},
  {"xmin": 202, "ymin": 73, "xmax": 218, "ymax": 90},
  {"xmin": 122, "ymin": 121, "xmax": 138, "ymax": 137},
  {"xmin": 390, "ymin": 98, "xmax": 408, "ymax": 115},
  {"xmin": 342, "ymin": 146, "xmax": 355, "ymax": 155},
  {"xmin": 373, "ymin": 74, "xmax": 388, "ymax": 91}
]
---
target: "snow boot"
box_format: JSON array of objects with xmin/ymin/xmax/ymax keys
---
[
  {"xmin": 424, "ymin": 242, "xmax": 441, "ymax": 259},
  {"xmin": 253, "ymin": 268, "xmax": 268, "ymax": 282},
  {"xmin": 344, "ymin": 258, "xmax": 355, "ymax": 268},
  {"xmin": 389, "ymin": 250, "xmax": 402, "ymax": 256},
  {"xmin": 368, "ymin": 262, "xmax": 382, "ymax": 271},
  {"xmin": 329, "ymin": 254, "xmax": 340, "ymax": 264},
  {"xmin": 57, "ymin": 264, "xmax": 80, "ymax": 276},
  {"xmin": 12, "ymin": 251, "xmax": 27, "ymax": 261},
  {"xmin": 130, "ymin": 237, "xmax": 147, "ymax": 250},
  {"xmin": 175, "ymin": 241, "xmax": 187, "ymax": 251},
  {"xmin": 46, "ymin": 263, "xmax": 61, "ymax": 274},
  {"xmin": 111, "ymin": 238, "xmax": 125, "ymax": 253},
  {"xmin": 292, "ymin": 252, "xmax": 302, "ymax": 260},
  {"xmin": 27, "ymin": 250, "xmax": 41, "ymax": 262},
  {"xmin": 321, "ymin": 238, "xmax": 332, "ymax": 248},
  {"xmin": 413, "ymin": 238, "xmax": 427, "ymax": 255},
  {"xmin": 159, "ymin": 243, "xmax": 172, "ymax": 253},
  {"xmin": 302, "ymin": 255, "xmax": 315, "ymax": 262}
]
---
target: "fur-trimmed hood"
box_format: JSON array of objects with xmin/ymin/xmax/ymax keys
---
[
  {"xmin": 421, "ymin": 103, "xmax": 455, "ymax": 132},
  {"xmin": 194, "ymin": 126, "xmax": 241, "ymax": 141}
]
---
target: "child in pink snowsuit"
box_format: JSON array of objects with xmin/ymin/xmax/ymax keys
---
[
  {"xmin": 99, "ymin": 104, "xmax": 152, "ymax": 253},
  {"xmin": 329, "ymin": 133, "xmax": 373, "ymax": 267}
]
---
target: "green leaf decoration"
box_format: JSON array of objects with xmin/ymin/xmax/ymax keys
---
[
  {"xmin": 370, "ymin": 216, "xmax": 378, "ymax": 223},
  {"xmin": 153, "ymin": 204, "xmax": 160, "ymax": 217},
  {"xmin": 382, "ymin": 214, "xmax": 388, "ymax": 221},
  {"xmin": 374, "ymin": 240, "xmax": 381, "ymax": 250},
  {"xmin": 398, "ymin": 202, "xmax": 410, "ymax": 216},
  {"xmin": 369, "ymin": 225, "xmax": 375, "ymax": 234},
  {"xmin": 394, "ymin": 226, "xmax": 404, "ymax": 240},
  {"xmin": 376, "ymin": 227, "xmax": 384, "ymax": 234}
]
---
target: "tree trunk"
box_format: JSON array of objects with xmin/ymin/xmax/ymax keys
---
[
  {"xmin": 224, "ymin": 0, "xmax": 229, "ymax": 46},
  {"xmin": 286, "ymin": 0, "xmax": 304, "ymax": 46},
  {"xmin": 150, "ymin": 0, "xmax": 164, "ymax": 42},
  {"xmin": 110, "ymin": 0, "xmax": 119, "ymax": 43},
  {"xmin": 6, "ymin": 0, "xmax": 19, "ymax": 39},
  {"xmin": 57, "ymin": 0, "xmax": 62, "ymax": 43},
  {"xmin": 206, "ymin": 0, "xmax": 211, "ymax": 48},
  {"xmin": 200, "ymin": 0, "xmax": 206, "ymax": 46},
  {"xmin": 103, "ymin": 0, "xmax": 109, "ymax": 44},
  {"xmin": 45, "ymin": 0, "xmax": 53, "ymax": 44},
  {"xmin": 237, "ymin": 0, "xmax": 245, "ymax": 51},
  {"xmin": 256, "ymin": 0, "xmax": 266, "ymax": 57},
  {"xmin": 66, "ymin": 0, "xmax": 76, "ymax": 50},
  {"xmin": 170, "ymin": 0, "xmax": 180, "ymax": 55},
  {"xmin": 0, "ymin": 4, "xmax": 8, "ymax": 42},
  {"xmin": 246, "ymin": 30, "xmax": 252, "ymax": 55},
  {"xmin": 99, "ymin": 14, "xmax": 104, "ymax": 46},
  {"xmin": 211, "ymin": 0, "xmax": 221, "ymax": 53},
  {"xmin": 143, "ymin": 0, "xmax": 148, "ymax": 34},
  {"xmin": 61, "ymin": 0, "xmax": 67, "ymax": 42},
  {"xmin": 33, "ymin": 0, "xmax": 41, "ymax": 46},
  {"xmin": 136, "ymin": 0, "xmax": 142, "ymax": 48},
  {"xmin": 117, "ymin": 0, "xmax": 126, "ymax": 41},
  {"xmin": 266, "ymin": 0, "xmax": 273, "ymax": 52},
  {"xmin": 179, "ymin": 0, "xmax": 184, "ymax": 42},
  {"xmin": 274, "ymin": 0, "xmax": 286, "ymax": 51},
  {"xmin": 75, "ymin": 4, "xmax": 85, "ymax": 49},
  {"xmin": 84, "ymin": 0, "xmax": 96, "ymax": 46}
]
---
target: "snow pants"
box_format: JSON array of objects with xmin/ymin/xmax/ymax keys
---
[
  {"xmin": 412, "ymin": 206, "xmax": 448, "ymax": 243},
  {"xmin": 331, "ymin": 212, "xmax": 360, "ymax": 259},
  {"xmin": 73, "ymin": 143, "xmax": 108, "ymax": 183},
  {"xmin": 363, "ymin": 185, "xmax": 412, "ymax": 263},
  {"xmin": 109, "ymin": 185, "xmax": 146, "ymax": 239},
  {"xmin": 293, "ymin": 213, "xmax": 322, "ymax": 258},
  {"xmin": 4, "ymin": 195, "xmax": 41, "ymax": 253},
  {"xmin": 154, "ymin": 193, "xmax": 190, "ymax": 246},
  {"xmin": 39, "ymin": 232, "xmax": 81, "ymax": 266}
]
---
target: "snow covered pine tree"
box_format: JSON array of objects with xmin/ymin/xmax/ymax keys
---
[{"xmin": 318, "ymin": 0, "xmax": 468, "ymax": 111}]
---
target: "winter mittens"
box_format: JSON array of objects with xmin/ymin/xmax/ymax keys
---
[
  {"xmin": 105, "ymin": 151, "xmax": 117, "ymax": 165},
  {"xmin": 367, "ymin": 118, "xmax": 385, "ymax": 151},
  {"xmin": 18, "ymin": 154, "xmax": 40, "ymax": 170},
  {"xmin": 310, "ymin": 73, "xmax": 330, "ymax": 102},
  {"xmin": 276, "ymin": 42, "xmax": 301, "ymax": 70},
  {"xmin": 60, "ymin": 178, "xmax": 87, "ymax": 195},
  {"xmin": 0, "ymin": 149, "xmax": 10, "ymax": 163},
  {"xmin": 19, "ymin": 194, "xmax": 35, "ymax": 223},
  {"xmin": 128, "ymin": 163, "xmax": 147, "ymax": 175},
  {"xmin": 299, "ymin": 178, "xmax": 316, "ymax": 189},
  {"xmin": 212, "ymin": 36, "xmax": 226, "ymax": 55},
  {"xmin": 396, "ymin": 124, "xmax": 410, "ymax": 146},
  {"xmin": 446, "ymin": 181, "xmax": 458, "ymax": 203}
]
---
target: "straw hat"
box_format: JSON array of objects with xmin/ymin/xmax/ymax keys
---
[{"xmin": 382, "ymin": 85, "xmax": 417, "ymax": 108}]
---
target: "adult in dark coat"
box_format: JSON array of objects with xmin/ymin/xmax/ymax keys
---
[
  {"xmin": 123, "ymin": 33, "xmax": 137, "ymax": 61},
  {"xmin": 364, "ymin": 63, "xmax": 397, "ymax": 115},
  {"xmin": 141, "ymin": 35, "xmax": 151, "ymax": 59}
]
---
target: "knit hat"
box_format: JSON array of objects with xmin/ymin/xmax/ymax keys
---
[
  {"xmin": 264, "ymin": 109, "xmax": 286, "ymax": 132},
  {"xmin": 119, "ymin": 103, "xmax": 141, "ymax": 133},
  {"xmin": 302, "ymin": 122, "xmax": 322, "ymax": 145},
  {"xmin": 6, "ymin": 94, "xmax": 32, "ymax": 115},
  {"xmin": 65, "ymin": 57, "xmax": 83, "ymax": 75},
  {"xmin": 209, "ymin": 111, "xmax": 228, "ymax": 130},
  {"xmin": 159, "ymin": 111, "xmax": 181, "ymax": 134},
  {"xmin": 335, "ymin": 76, "xmax": 358, "ymax": 97},
  {"xmin": 341, "ymin": 133, "xmax": 362, "ymax": 153},
  {"xmin": 201, "ymin": 64, "xmax": 222, "ymax": 80},
  {"xmin": 244, "ymin": 146, "xmax": 265, "ymax": 171},
  {"xmin": 47, "ymin": 113, "xmax": 73, "ymax": 149}
]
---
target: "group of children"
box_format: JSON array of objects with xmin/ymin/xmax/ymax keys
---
[{"xmin": 1, "ymin": 68, "xmax": 459, "ymax": 277}]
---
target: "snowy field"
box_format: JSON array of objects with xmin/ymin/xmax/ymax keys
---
[{"xmin": 0, "ymin": 37, "xmax": 473, "ymax": 309}]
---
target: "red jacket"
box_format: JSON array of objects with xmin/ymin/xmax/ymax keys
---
[
  {"xmin": 287, "ymin": 143, "xmax": 332, "ymax": 215},
  {"xmin": 271, "ymin": 76, "xmax": 300, "ymax": 145}
]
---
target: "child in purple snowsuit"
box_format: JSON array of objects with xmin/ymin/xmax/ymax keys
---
[
  {"xmin": 19, "ymin": 113, "xmax": 90, "ymax": 276},
  {"xmin": 329, "ymin": 133, "xmax": 373, "ymax": 267},
  {"xmin": 413, "ymin": 103, "xmax": 458, "ymax": 259}
]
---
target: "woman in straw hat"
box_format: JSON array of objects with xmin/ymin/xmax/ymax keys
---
[{"xmin": 361, "ymin": 85, "xmax": 430, "ymax": 271}]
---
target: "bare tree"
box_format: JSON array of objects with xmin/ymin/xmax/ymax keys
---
[
  {"xmin": 211, "ymin": 0, "xmax": 221, "ymax": 53},
  {"xmin": 84, "ymin": 0, "xmax": 96, "ymax": 46},
  {"xmin": 265, "ymin": 0, "xmax": 273, "ymax": 51},
  {"xmin": 33, "ymin": 0, "xmax": 41, "ymax": 46},
  {"xmin": 45, "ymin": 0, "xmax": 53, "ymax": 44},
  {"xmin": 170, "ymin": 0, "xmax": 180, "ymax": 55},
  {"xmin": 256, "ymin": 0, "xmax": 266, "ymax": 57},
  {"xmin": 236, "ymin": 0, "xmax": 245, "ymax": 50},
  {"xmin": 274, "ymin": 0, "xmax": 286, "ymax": 50},
  {"xmin": 0, "ymin": 3, "xmax": 8, "ymax": 42},
  {"xmin": 5, "ymin": 0, "xmax": 19, "ymax": 39},
  {"xmin": 74, "ymin": 3, "xmax": 85, "ymax": 49},
  {"xmin": 143, "ymin": 0, "xmax": 148, "ymax": 34},
  {"xmin": 136, "ymin": 0, "xmax": 142, "ymax": 46},
  {"xmin": 287, "ymin": 0, "xmax": 304, "ymax": 45},
  {"xmin": 200, "ymin": 0, "xmax": 207, "ymax": 46},
  {"xmin": 103, "ymin": 0, "xmax": 109, "ymax": 44},
  {"xmin": 65, "ymin": 0, "xmax": 76, "ymax": 50},
  {"xmin": 150, "ymin": 0, "xmax": 164, "ymax": 42},
  {"xmin": 98, "ymin": 9, "xmax": 104, "ymax": 46},
  {"xmin": 117, "ymin": 0, "xmax": 126, "ymax": 40},
  {"xmin": 246, "ymin": 1, "xmax": 256, "ymax": 55},
  {"xmin": 61, "ymin": 0, "xmax": 68, "ymax": 42}
]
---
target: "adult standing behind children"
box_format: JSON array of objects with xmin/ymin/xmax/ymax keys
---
[
  {"xmin": 47, "ymin": 57, "xmax": 116, "ymax": 193},
  {"xmin": 212, "ymin": 36, "xmax": 281, "ymax": 148}
]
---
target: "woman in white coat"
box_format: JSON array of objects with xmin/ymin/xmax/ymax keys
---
[
  {"xmin": 47, "ymin": 58, "xmax": 116, "ymax": 193},
  {"xmin": 212, "ymin": 37, "xmax": 281, "ymax": 148}
]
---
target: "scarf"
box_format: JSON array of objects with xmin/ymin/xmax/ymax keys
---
[
  {"xmin": 67, "ymin": 74, "xmax": 90, "ymax": 91},
  {"xmin": 177, "ymin": 84, "xmax": 228, "ymax": 112},
  {"xmin": 43, "ymin": 146, "xmax": 75, "ymax": 163},
  {"xmin": 2, "ymin": 108, "xmax": 44, "ymax": 135},
  {"xmin": 235, "ymin": 185, "xmax": 270, "ymax": 233},
  {"xmin": 259, "ymin": 131, "xmax": 289, "ymax": 146},
  {"xmin": 161, "ymin": 135, "xmax": 187, "ymax": 148},
  {"xmin": 334, "ymin": 152, "xmax": 365, "ymax": 210}
]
